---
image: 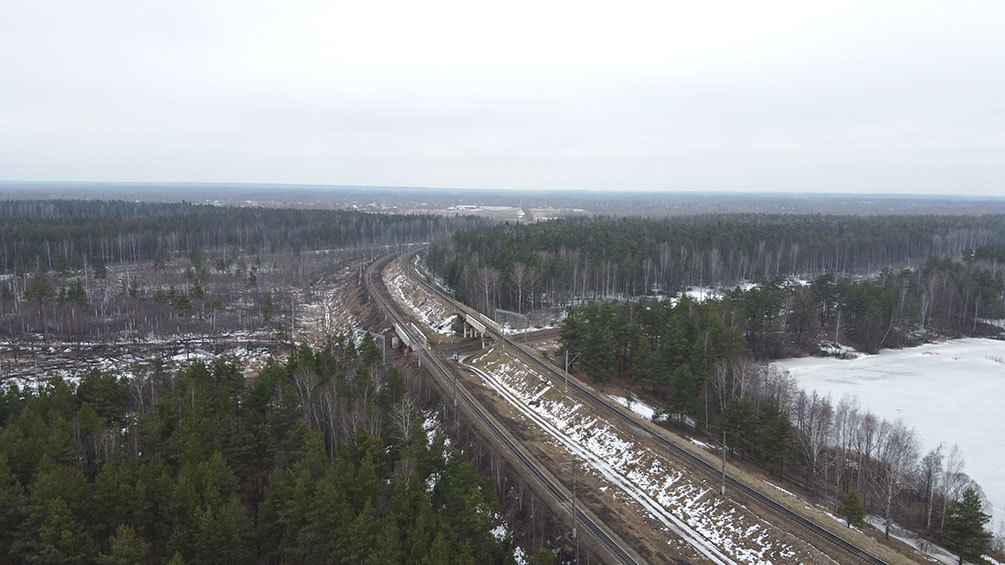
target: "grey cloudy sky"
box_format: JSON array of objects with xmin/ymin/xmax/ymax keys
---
[{"xmin": 2, "ymin": 1, "xmax": 1003, "ymax": 194}]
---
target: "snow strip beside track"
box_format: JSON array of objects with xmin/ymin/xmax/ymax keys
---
[
  {"xmin": 467, "ymin": 362, "xmax": 734, "ymax": 564},
  {"xmin": 465, "ymin": 349, "xmax": 815, "ymax": 564}
]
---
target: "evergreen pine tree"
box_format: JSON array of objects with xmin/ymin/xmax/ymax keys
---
[
  {"xmin": 526, "ymin": 547, "xmax": 557, "ymax": 565},
  {"xmin": 942, "ymin": 488, "xmax": 993, "ymax": 565},
  {"xmin": 760, "ymin": 405, "xmax": 791, "ymax": 476},
  {"xmin": 836, "ymin": 491, "xmax": 866, "ymax": 528},
  {"xmin": 96, "ymin": 524, "xmax": 150, "ymax": 565},
  {"xmin": 423, "ymin": 531, "xmax": 452, "ymax": 565},
  {"xmin": 0, "ymin": 454, "xmax": 26, "ymax": 558},
  {"xmin": 27, "ymin": 497, "xmax": 97, "ymax": 564}
]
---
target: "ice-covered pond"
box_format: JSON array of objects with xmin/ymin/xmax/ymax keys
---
[{"xmin": 774, "ymin": 338, "xmax": 1005, "ymax": 527}]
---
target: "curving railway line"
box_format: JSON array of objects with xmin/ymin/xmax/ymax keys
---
[
  {"xmin": 364, "ymin": 252, "xmax": 644, "ymax": 565},
  {"xmin": 396, "ymin": 248, "xmax": 897, "ymax": 565}
]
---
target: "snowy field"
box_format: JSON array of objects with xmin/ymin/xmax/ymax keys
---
[{"xmin": 774, "ymin": 338, "xmax": 1005, "ymax": 527}]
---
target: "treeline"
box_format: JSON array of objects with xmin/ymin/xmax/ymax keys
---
[
  {"xmin": 426, "ymin": 214, "xmax": 1005, "ymax": 313},
  {"xmin": 730, "ymin": 256, "xmax": 1004, "ymax": 358},
  {"xmin": 559, "ymin": 298, "xmax": 991, "ymax": 546},
  {"xmin": 0, "ymin": 341, "xmax": 516, "ymax": 564},
  {"xmin": 0, "ymin": 200, "xmax": 483, "ymax": 273},
  {"xmin": 0, "ymin": 200, "xmax": 197, "ymax": 219},
  {"xmin": 557, "ymin": 255, "xmax": 1004, "ymax": 410},
  {"xmin": 552, "ymin": 256, "xmax": 1003, "ymax": 366}
]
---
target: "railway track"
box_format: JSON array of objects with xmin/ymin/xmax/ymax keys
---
[
  {"xmin": 398, "ymin": 248, "xmax": 895, "ymax": 565},
  {"xmin": 365, "ymin": 252, "xmax": 643, "ymax": 565}
]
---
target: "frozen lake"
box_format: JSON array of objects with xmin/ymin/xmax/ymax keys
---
[{"xmin": 774, "ymin": 338, "xmax": 1005, "ymax": 527}]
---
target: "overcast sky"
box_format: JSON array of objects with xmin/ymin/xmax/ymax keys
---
[{"xmin": 2, "ymin": 1, "xmax": 1003, "ymax": 194}]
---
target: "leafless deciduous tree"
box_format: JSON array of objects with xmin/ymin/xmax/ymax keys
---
[
  {"xmin": 509, "ymin": 262, "xmax": 527, "ymax": 314},
  {"xmin": 940, "ymin": 444, "xmax": 968, "ymax": 530},
  {"xmin": 478, "ymin": 267, "xmax": 499, "ymax": 314},
  {"xmin": 792, "ymin": 390, "xmax": 833, "ymax": 489},
  {"xmin": 830, "ymin": 395, "xmax": 861, "ymax": 498},
  {"xmin": 918, "ymin": 445, "xmax": 943, "ymax": 535},
  {"xmin": 873, "ymin": 420, "xmax": 918, "ymax": 539}
]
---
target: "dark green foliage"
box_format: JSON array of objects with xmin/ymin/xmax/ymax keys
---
[
  {"xmin": 360, "ymin": 333, "xmax": 383, "ymax": 366},
  {"xmin": 837, "ymin": 491, "xmax": 866, "ymax": 527},
  {"xmin": 942, "ymin": 488, "xmax": 993, "ymax": 565},
  {"xmin": 23, "ymin": 271, "xmax": 53, "ymax": 303},
  {"xmin": 92, "ymin": 256, "xmax": 107, "ymax": 279},
  {"xmin": 63, "ymin": 279, "xmax": 88, "ymax": 306},
  {"xmin": 75, "ymin": 370, "xmax": 126, "ymax": 424},
  {"xmin": 973, "ymin": 244, "xmax": 1005, "ymax": 262},
  {"xmin": 96, "ymin": 525, "xmax": 150, "ymax": 565},
  {"xmin": 26, "ymin": 497, "xmax": 98, "ymax": 564},
  {"xmin": 0, "ymin": 454, "xmax": 27, "ymax": 561},
  {"xmin": 559, "ymin": 297, "xmax": 802, "ymax": 471},
  {"xmin": 526, "ymin": 547, "xmax": 556, "ymax": 565},
  {"xmin": 758, "ymin": 402, "xmax": 791, "ymax": 475},
  {"xmin": 0, "ymin": 347, "xmax": 513, "ymax": 564},
  {"xmin": 721, "ymin": 397, "xmax": 756, "ymax": 456},
  {"xmin": 561, "ymin": 298, "xmax": 749, "ymax": 422}
]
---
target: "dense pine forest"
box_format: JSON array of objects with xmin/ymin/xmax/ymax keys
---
[{"xmin": 0, "ymin": 341, "xmax": 517, "ymax": 564}]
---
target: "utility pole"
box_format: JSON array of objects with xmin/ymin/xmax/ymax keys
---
[
  {"xmin": 574, "ymin": 459, "xmax": 579, "ymax": 564},
  {"xmin": 564, "ymin": 350, "xmax": 580, "ymax": 392},
  {"xmin": 290, "ymin": 294, "xmax": 296, "ymax": 342},
  {"xmin": 721, "ymin": 429, "xmax": 727, "ymax": 497},
  {"xmin": 565, "ymin": 459, "xmax": 578, "ymax": 564}
]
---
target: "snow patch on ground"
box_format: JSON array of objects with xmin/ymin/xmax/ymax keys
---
[
  {"xmin": 775, "ymin": 337, "xmax": 1005, "ymax": 526},
  {"xmin": 295, "ymin": 264, "xmax": 360, "ymax": 344},
  {"xmin": 817, "ymin": 341, "xmax": 861, "ymax": 358},
  {"xmin": 979, "ymin": 318, "xmax": 1005, "ymax": 330},
  {"xmin": 423, "ymin": 411, "xmax": 440, "ymax": 446},
  {"xmin": 608, "ymin": 394, "xmax": 668, "ymax": 423},
  {"xmin": 2, "ymin": 337, "xmax": 276, "ymax": 391},
  {"xmin": 690, "ymin": 439, "xmax": 714, "ymax": 451},
  {"xmin": 432, "ymin": 314, "xmax": 459, "ymax": 335},
  {"xmin": 414, "ymin": 257, "xmax": 455, "ymax": 295},
  {"xmin": 491, "ymin": 523, "xmax": 508, "ymax": 542},
  {"xmin": 384, "ymin": 261, "xmax": 454, "ymax": 331},
  {"xmin": 863, "ymin": 515, "xmax": 960, "ymax": 565},
  {"xmin": 421, "ymin": 410, "xmax": 452, "ymax": 494},
  {"xmin": 169, "ymin": 349, "xmax": 217, "ymax": 363},
  {"xmin": 763, "ymin": 481, "xmax": 797, "ymax": 499},
  {"xmin": 422, "ymin": 410, "xmax": 450, "ymax": 450}
]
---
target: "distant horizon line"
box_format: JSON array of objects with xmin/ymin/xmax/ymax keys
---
[{"xmin": 1, "ymin": 179, "xmax": 1002, "ymax": 200}]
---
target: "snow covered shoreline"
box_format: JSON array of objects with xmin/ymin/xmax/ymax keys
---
[{"xmin": 774, "ymin": 337, "xmax": 1005, "ymax": 529}]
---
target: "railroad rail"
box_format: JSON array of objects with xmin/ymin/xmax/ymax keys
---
[
  {"xmin": 398, "ymin": 248, "xmax": 894, "ymax": 565},
  {"xmin": 365, "ymin": 252, "xmax": 643, "ymax": 565}
]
